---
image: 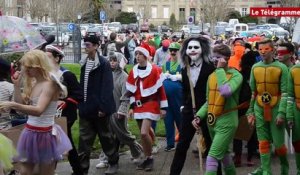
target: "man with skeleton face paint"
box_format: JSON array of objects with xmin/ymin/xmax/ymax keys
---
[
  {"xmin": 192, "ymin": 44, "xmax": 243, "ymax": 175},
  {"xmin": 247, "ymin": 40, "xmax": 289, "ymax": 175},
  {"xmin": 169, "ymin": 36, "xmax": 220, "ymax": 175}
]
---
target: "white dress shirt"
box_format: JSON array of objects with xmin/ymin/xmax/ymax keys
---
[{"xmin": 190, "ymin": 59, "xmax": 203, "ymax": 87}]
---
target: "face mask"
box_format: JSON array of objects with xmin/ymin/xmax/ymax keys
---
[
  {"xmin": 233, "ymin": 45, "xmax": 245, "ymax": 57},
  {"xmin": 186, "ymin": 40, "xmax": 202, "ymax": 61},
  {"xmin": 259, "ymin": 44, "xmax": 274, "ymax": 60}
]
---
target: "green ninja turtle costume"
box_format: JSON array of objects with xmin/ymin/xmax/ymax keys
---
[
  {"xmin": 196, "ymin": 67, "xmax": 243, "ymax": 175},
  {"xmin": 247, "ymin": 60, "xmax": 289, "ymax": 175},
  {"xmin": 287, "ymin": 64, "xmax": 300, "ymax": 175}
]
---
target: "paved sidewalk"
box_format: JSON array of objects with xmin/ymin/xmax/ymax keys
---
[{"xmin": 55, "ymin": 137, "xmax": 297, "ymax": 175}]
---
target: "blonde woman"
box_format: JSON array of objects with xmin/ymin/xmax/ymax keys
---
[{"xmin": 0, "ymin": 50, "xmax": 71, "ymax": 175}]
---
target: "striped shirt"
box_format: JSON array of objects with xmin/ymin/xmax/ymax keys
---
[
  {"xmin": 84, "ymin": 59, "xmax": 95, "ymax": 102},
  {"xmin": 0, "ymin": 81, "xmax": 14, "ymax": 118}
]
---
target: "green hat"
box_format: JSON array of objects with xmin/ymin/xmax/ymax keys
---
[{"xmin": 169, "ymin": 42, "xmax": 181, "ymax": 50}]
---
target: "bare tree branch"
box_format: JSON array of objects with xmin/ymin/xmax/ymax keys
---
[
  {"xmin": 197, "ymin": 0, "xmax": 234, "ymax": 35},
  {"xmin": 57, "ymin": 0, "xmax": 90, "ymax": 22}
]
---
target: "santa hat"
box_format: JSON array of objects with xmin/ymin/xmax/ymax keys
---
[{"xmin": 134, "ymin": 43, "xmax": 151, "ymax": 58}]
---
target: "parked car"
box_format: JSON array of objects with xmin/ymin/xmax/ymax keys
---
[
  {"xmin": 190, "ymin": 25, "xmax": 201, "ymax": 35},
  {"xmin": 39, "ymin": 25, "xmax": 56, "ymax": 36},
  {"xmin": 233, "ymin": 23, "xmax": 248, "ymax": 34},
  {"xmin": 140, "ymin": 23, "xmax": 149, "ymax": 33},
  {"xmin": 120, "ymin": 24, "xmax": 128, "ymax": 33},
  {"xmin": 86, "ymin": 26, "xmax": 102, "ymax": 38},
  {"xmin": 108, "ymin": 22, "xmax": 122, "ymax": 33},
  {"xmin": 256, "ymin": 24, "xmax": 285, "ymax": 32},
  {"xmin": 180, "ymin": 25, "xmax": 192, "ymax": 33},
  {"xmin": 127, "ymin": 23, "xmax": 138, "ymax": 32},
  {"xmin": 274, "ymin": 30, "xmax": 290, "ymax": 39},
  {"xmin": 247, "ymin": 23, "xmax": 257, "ymax": 30},
  {"xmin": 160, "ymin": 25, "xmax": 173, "ymax": 32}
]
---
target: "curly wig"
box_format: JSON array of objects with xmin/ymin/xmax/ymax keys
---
[{"xmin": 180, "ymin": 36, "xmax": 212, "ymax": 67}]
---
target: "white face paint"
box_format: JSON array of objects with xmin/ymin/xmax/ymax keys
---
[{"xmin": 186, "ymin": 40, "xmax": 202, "ymax": 61}]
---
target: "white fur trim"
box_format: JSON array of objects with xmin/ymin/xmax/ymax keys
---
[
  {"xmin": 133, "ymin": 62, "xmax": 152, "ymax": 79},
  {"xmin": 134, "ymin": 46, "xmax": 150, "ymax": 58},
  {"xmin": 130, "ymin": 96, "xmax": 136, "ymax": 104},
  {"xmin": 160, "ymin": 100, "xmax": 168, "ymax": 108},
  {"xmin": 133, "ymin": 112, "xmax": 161, "ymax": 121},
  {"xmin": 126, "ymin": 82, "xmax": 137, "ymax": 93},
  {"xmin": 140, "ymin": 72, "xmax": 165, "ymax": 97}
]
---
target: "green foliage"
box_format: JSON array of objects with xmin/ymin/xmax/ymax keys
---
[
  {"xmin": 162, "ymin": 21, "xmax": 167, "ymax": 25},
  {"xmin": 239, "ymin": 15, "xmax": 258, "ymax": 24},
  {"xmin": 1, "ymin": 53, "xmax": 24, "ymax": 63},
  {"xmin": 149, "ymin": 23, "xmax": 155, "ymax": 31},
  {"xmin": 169, "ymin": 13, "xmax": 178, "ymax": 31},
  {"xmin": 225, "ymin": 10, "xmax": 241, "ymax": 21},
  {"xmin": 115, "ymin": 12, "xmax": 137, "ymax": 24},
  {"xmin": 91, "ymin": 0, "xmax": 105, "ymax": 22},
  {"xmin": 225, "ymin": 10, "xmax": 258, "ymax": 24}
]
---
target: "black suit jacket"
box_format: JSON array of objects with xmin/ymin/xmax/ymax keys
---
[{"xmin": 181, "ymin": 61, "xmax": 215, "ymax": 115}]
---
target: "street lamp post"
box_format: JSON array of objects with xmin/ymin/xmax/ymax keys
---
[
  {"xmin": 136, "ymin": 12, "xmax": 140, "ymax": 33},
  {"xmin": 75, "ymin": 13, "xmax": 82, "ymax": 63}
]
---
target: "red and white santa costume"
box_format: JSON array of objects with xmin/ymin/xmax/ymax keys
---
[{"xmin": 126, "ymin": 48, "xmax": 168, "ymax": 121}]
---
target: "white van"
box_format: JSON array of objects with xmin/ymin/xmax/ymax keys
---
[
  {"xmin": 233, "ymin": 23, "xmax": 248, "ymax": 33},
  {"xmin": 292, "ymin": 19, "xmax": 300, "ymax": 44}
]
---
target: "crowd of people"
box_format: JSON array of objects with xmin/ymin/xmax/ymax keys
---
[{"xmin": 0, "ymin": 30, "xmax": 300, "ymax": 175}]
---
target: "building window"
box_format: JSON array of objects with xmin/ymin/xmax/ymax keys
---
[
  {"xmin": 163, "ymin": 7, "xmax": 169, "ymax": 18},
  {"xmin": 241, "ymin": 8, "xmax": 247, "ymax": 16},
  {"xmin": 190, "ymin": 8, "xmax": 196, "ymax": 18},
  {"xmin": 151, "ymin": 6, "xmax": 157, "ymax": 18},
  {"xmin": 128, "ymin": 7, "xmax": 133, "ymax": 12},
  {"xmin": 179, "ymin": 8, "xmax": 185, "ymax": 23}
]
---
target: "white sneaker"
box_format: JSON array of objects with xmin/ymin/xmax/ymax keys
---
[
  {"xmin": 132, "ymin": 154, "xmax": 144, "ymax": 164},
  {"xmin": 96, "ymin": 160, "xmax": 109, "ymax": 169},
  {"xmin": 96, "ymin": 151, "xmax": 108, "ymax": 169},
  {"xmin": 152, "ymin": 145, "xmax": 159, "ymax": 154}
]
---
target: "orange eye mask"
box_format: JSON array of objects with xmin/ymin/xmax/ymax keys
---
[{"xmin": 259, "ymin": 45, "xmax": 273, "ymax": 54}]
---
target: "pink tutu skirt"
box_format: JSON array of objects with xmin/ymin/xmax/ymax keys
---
[{"xmin": 15, "ymin": 124, "xmax": 72, "ymax": 164}]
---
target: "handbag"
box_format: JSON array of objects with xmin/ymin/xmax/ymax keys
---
[{"xmin": 234, "ymin": 115, "xmax": 254, "ymax": 141}]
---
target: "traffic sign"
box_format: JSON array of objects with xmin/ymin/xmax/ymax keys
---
[
  {"xmin": 100, "ymin": 11, "xmax": 106, "ymax": 21},
  {"xmin": 68, "ymin": 23, "xmax": 75, "ymax": 32},
  {"xmin": 187, "ymin": 16, "xmax": 194, "ymax": 24}
]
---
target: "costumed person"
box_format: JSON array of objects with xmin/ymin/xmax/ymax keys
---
[
  {"xmin": 247, "ymin": 39, "xmax": 289, "ymax": 175},
  {"xmin": 0, "ymin": 58, "xmax": 17, "ymax": 175},
  {"xmin": 45, "ymin": 45, "xmax": 84, "ymax": 175},
  {"xmin": 153, "ymin": 40, "xmax": 171, "ymax": 67},
  {"xmin": 0, "ymin": 133, "xmax": 16, "ymax": 175},
  {"xmin": 95, "ymin": 51, "xmax": 143, "ymax": 169},
  {"xmin": 162, "ymin": 42, "xmax": 182, "ymax": 151},
  {"xmin": 287, "ymin": 59, "xmax": 300, "ymax": 175},
  {"xmin": 192, "ymin": 44, "xmax": 243, "ymax": 175},
  {"xmin": 232, "ymin": 50, "xmax": 259, "ymax": 167},
  {"xmin": 277, "ymin": 42, "xmax": 295, "ymax": 68},
  {"xmin": 228, "ymin": 39, "xmax": 245, "ymax": 70},
  {"xmin": 277, "ymin": 42, "xmax": 300, "ymax": 174},
  {"xmin": 170, "ymin": 36, "xmax": 221, "ymax": 175},
  {"xmin": 0, "ymin": 50, "xmax": 72, "ymax": 175},
  {"xmin": 126, "ymin": 45, "xmax": 168, "ymax": 171}
]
